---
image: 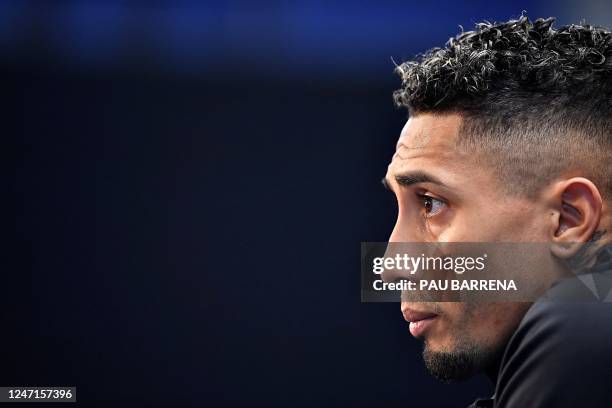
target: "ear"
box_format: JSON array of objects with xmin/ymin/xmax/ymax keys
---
[{"xmin": 549, "ymin": 178, "xmax": 603, "ymax": 259}]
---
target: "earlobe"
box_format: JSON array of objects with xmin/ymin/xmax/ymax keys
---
[{"xmin": 550, "ymin": 178, "xmax": 602, "ymax": 259}]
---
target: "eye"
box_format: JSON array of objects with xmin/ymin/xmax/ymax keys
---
[{"xmin": 420, "ymin": 194, "xmax": 446, "ymax": 217}]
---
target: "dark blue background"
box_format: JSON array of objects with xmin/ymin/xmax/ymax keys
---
[{"xmin": 9, "ymin": 1, "xmax": 611, "ymax": 406}]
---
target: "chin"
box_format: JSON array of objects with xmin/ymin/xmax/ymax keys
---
[{"xmin": 424, "ymin": 338, "xmax": 453, "ymax": 354}]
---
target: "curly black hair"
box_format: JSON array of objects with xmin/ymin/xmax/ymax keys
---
[
  {"xmin": 394, "ymin": 15, "xmax": 612, "ymax": 111},
  {"xmin": 393, "ymin": 15, "xmax": 612, "ymax": 199}
]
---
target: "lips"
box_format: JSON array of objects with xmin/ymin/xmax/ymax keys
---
[{"xmin": 402, "ymin": 308, "xmax": 438, "ymax": 338}]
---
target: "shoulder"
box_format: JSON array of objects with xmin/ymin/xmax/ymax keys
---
[{"xmin": 493, "ymin": 296, "xmax": 612, "ymax": 407}]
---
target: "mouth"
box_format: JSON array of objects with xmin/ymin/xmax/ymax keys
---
[{"xmin": 402, "ymin": 308, "xmax": 438, "ymax": 338}]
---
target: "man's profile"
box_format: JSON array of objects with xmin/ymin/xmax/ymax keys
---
[{"xmin": 384, "ymin": 15, "xmax": 612, "ymax": 407}]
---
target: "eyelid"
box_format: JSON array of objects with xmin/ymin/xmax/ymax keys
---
[{"xmin": 417, "ymin": 189, "xmax": 447, "ymax": 203}]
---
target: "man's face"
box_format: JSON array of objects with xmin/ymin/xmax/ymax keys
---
[{"xmin": 385, "ymin": 113, "xmax": 545, "ymax": 380}]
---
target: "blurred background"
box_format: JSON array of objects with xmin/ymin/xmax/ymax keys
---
[{"xmin": 9, "ymin": 1, "xmax": 612, "ymax": 406}]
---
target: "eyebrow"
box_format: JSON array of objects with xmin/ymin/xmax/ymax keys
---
[{"xmin": 382, "ymin": 170, "xmax": 447, "ymax": 190}]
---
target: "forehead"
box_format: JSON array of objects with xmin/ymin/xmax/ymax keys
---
[
  {"xmin": 396, "ymin": 113, "xmax": 461, "ymax": 152},
  {"xmin": 390, "ymin": 113, "xmax": 466, "ymax": 171}
]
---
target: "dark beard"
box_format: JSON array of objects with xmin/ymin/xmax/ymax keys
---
[{"xmin": 422, "ymin": 339, "xmax": 498, "ymax": 383}]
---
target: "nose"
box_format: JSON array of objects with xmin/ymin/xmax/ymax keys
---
[
  {"xmin": 389, "ymin": 214, "xmax": 413, "ymax": 243},
  {"xmin": 383, "ymin": 215, "xmax": 416, "ymax": 283},
  {"xmin": 389, "ymin": 215, "xmax": 402, "ymax": 243}
]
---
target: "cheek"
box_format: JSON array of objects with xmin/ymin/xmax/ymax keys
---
[
  {"xmin": 425, "ymin": 210, "xmax": 455, "ymax": 240},
  {"xmin": 484, "ymin": 203, "xmax": 549, "ymax": 241},
  {"xmin": 436, "ymin": 201, "xmax": 547, "ymax": 242}
]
